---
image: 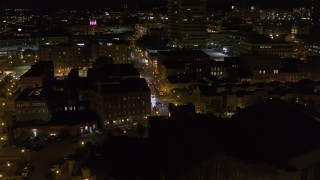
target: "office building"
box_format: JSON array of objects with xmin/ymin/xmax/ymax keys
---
[
  {"xmin": 227, "ymin": 33, "xmax": 294, "ymax": 58},
  {"xmin": 309, "ymin": 0, "xmax": 320, "ymax": 55},
  {"xmin": 157, "ymin": 50, "xmax": 211, "ymax": 82},
  {"xmin": 168, "ymin": 0, "xmax": 207, "ymax": 48}
]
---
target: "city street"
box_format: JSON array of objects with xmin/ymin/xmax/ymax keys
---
[{"xmin": 132, "ymin": 49, "xmax": 170, "ymax": 116}]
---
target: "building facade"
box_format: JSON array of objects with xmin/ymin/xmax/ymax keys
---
[
  {"xmin": 157, "ymin": 50, "xmax": 211, "ymax": 83},
  {"xmin": 39, "ymin": 44, "xmax": 92, "ymax": 75},
  {"xmin": 90, "ymin": 79, "xmax": 151, "ymax": 128},
  {"xmin": 19, "ymin": 61, "xmax": 54, "ymax": 91},
  {"xmin": 168, "ymin": 0, "xmax": 207, "ymax": 48},
  {"xmin": 227, "ymin": 34, "xmax": 294, "ymax": 58},
  {"xmin": 309, "ymin": 0, "xmax": 320, "ymax": 55},
  {"xmin": 39, "ymin": 42, "xmax": 131, "ymax": 75},
  {"xmin": 91, "ymin": 42, "xmax": 131, "ymax": 64},
  {"xmin": 14, "ymin": 88, "xmax": 50, "ymax": 122}
]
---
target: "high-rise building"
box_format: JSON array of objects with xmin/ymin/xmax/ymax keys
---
[
  {"xmin": 168, "ymin": 0, "xmax": 207, "ymax": 48},
  {"xmin": 168, "ymin": 0, "xmax": 180, "ymax": 45},
  {"xmin": 309, "ymin": 0, "xmax": 320, "ymax": 55}
]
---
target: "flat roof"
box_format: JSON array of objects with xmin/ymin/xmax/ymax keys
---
[
  {"xmin": 95, "ymin": 78, "xmax": 150, "ymax": 96},
  {"xmin": 0, "ymin": 44, "xmax": 39, "ymax": 51},
  {"xmin": 158, "ymin": 49, "xmax": 210, "ymax": 57},
  {"xmin": 202, "ymin": 49, "xmax": 229, "ymax": 59},
  {"xmin": 20, "ymin": 68, "xmax": 45, "ymax": 77},
  {"xmin": 15, "ymin": 88, "xmax": 45, "ymax": 101}
]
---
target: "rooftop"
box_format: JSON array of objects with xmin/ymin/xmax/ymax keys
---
[
  {"xmin": 20, "ymin": 61, "xmax": 53, "ymax": 78},
  {"xmin": 88, "ymin": 63, "xmax": 140, "ymax": 80},
  {"xmin": 94, "ymin": 78, "xmax": 150, "ymax": 95},
  {"xmin": 232, "ymin": 32, "xmax": 292, "ymax": 44},
  {"xmin": 202, "ymin": 49, "xmax": 229, "ymax": 59},
  {"xmin": 15, "ymin": 88, "xmax": 45, "ymax": 101},
  {"xmin": 158, "ymin": 49, "xmax": 210, "ymax": 58},
  {"xmin": 49, "ymin": 111, "xmax": 99, "ymax": 125}
]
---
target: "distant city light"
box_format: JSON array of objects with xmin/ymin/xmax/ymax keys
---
[{"xmin": 89, "ymin": 20, "xmax": 97, "ymax": 26}]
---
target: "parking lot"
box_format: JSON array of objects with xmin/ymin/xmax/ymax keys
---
[{"xmin": 0, "ymin": 132, "xmax": 108, "ymax": 179}]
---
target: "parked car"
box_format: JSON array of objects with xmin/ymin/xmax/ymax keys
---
[
  {"xmin": 95, "ymin": 129, "xmax": 103, "ymax": 134},
  {"xmin": 21, "ymin": 167, "xmax": 29, "ymax": 178},
  {"xmin": 30, "ymin": 144, "xmax": 42, "ymax": 152},
  {"xmin": 57, "ymin": 157, "xmax": 67, "ymax": 165},
  {"xmin": 44, "ymin": 134, "xmax": 61, "ymax": 141},
  {"xmin": 50, "ymin": 164, "xmax": 59, "ymax": 172},
  {"xmin": 26, "ymin": 162, "xmax": 33, "ymax": 169}
]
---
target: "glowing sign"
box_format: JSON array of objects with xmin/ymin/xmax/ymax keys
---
[{"xmin": 89, "ymin": 20, "xmax": 97, "ymax": 26}]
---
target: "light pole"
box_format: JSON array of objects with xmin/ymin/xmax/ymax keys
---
[
  {"xmin": 21, "ymin": 148, "xmax": 29, "ymax": 162},
  {"xmin": 55, "ymin": 170, "xmax": 60, "ymax": 180}
]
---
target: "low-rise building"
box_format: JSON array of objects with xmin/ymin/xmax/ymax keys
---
[
  {"xmin": 39, "ymin": 42, "xmax": 131, "ymax": 75},
  {"xmin": 157, "ymin": 50, "xmax": 211, "ymax": 83},
  {"xmin": 19, "ymin": 61, "xmax": 54, "ymax": 91},
  {"xmin": 87, "ymin": 60, "xmax": 151, "ymax": 127},
  {"xmin": 90, "ymin": 79, "xmax": 151, "ymax": 127},
  {"xmin": 91, "ymin": 41, "xmax": 131, "ymax": 64},
  {"xmin": 14, "ymin": 88, "xmax": 50, "ymax": 122},
  {"xmin": 13, "ymin": 111, "xmax": 99, "ymax": 138},
  {"xmin": 227, "ymin": 33, "xmax": 294, "ymax": 58},
  {"xmin": 39, "ymin": 44, "xmax": 92, "ymax": 75}
]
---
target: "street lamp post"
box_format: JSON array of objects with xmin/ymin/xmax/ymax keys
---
[{"xmin": 55, "ymin": 170, "xmax": 60, "ymax": 180}]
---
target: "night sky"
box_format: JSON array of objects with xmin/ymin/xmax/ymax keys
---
[{"xmin": 0, "ymin": 0, "xmax": 311, "ymax": 9}]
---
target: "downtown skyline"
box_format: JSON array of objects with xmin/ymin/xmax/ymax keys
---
[
  {"xmin": 0, "ymin": 0, "xmax": 312, "ymax": 10},
  {"xmin": 0, "ymin": 0, "xmax": 319, "ymax": 179}
]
